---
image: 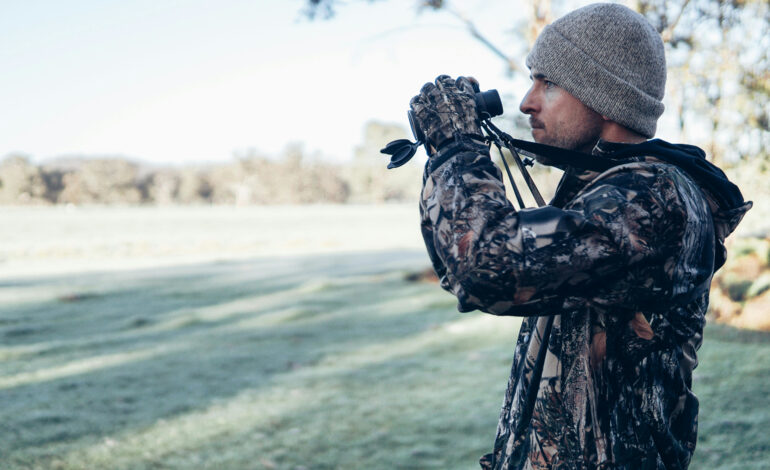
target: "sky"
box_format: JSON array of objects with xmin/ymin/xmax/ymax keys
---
[{"xmin": 0, "ymin": 0, "xmax": 546, "ymax": 165}]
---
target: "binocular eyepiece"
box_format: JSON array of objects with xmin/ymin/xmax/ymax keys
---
[{"xmin": 382, "ymin": 85, "xmax": 504, "ymax": 169}]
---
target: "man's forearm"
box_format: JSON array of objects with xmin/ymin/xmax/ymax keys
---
[{"xmin": 420, "ymin": 148, "xmax": 679, "ymax": 316}]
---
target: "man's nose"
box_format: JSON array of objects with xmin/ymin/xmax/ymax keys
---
[{"xmin": 519, "ymin": 88, "xmax": 538, "ymax": 115}]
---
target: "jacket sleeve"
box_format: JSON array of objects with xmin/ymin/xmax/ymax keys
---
[{"xmin": 419, "ymin": 145, "xmax": 685, "ymax": 316}]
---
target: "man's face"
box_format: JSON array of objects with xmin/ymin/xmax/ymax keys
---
[{"xmin": 519, "ymin": 71, "xmax": 604, "ymax": 153}]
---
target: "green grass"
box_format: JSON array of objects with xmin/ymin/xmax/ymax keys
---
[{"xmin": 2, "ymin": 250, "xmax": 769, "ymax": 469}]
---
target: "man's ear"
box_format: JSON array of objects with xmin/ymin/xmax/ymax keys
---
[{"xmin": 601, "ymin": 115, "xmax": 612, "ymax": 121}]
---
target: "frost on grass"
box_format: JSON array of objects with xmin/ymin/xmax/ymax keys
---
[{"xmin": 1, "ymin": 206, "xmax": 768, "ymax": 469}]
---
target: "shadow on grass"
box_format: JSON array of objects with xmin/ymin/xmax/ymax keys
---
[
  {"xmin": 3, "ymin": 250, "xmax": 768, "ymax": 469},
  {"xmin": 2, "ymin": 249, "xmax": 479, "ymax": 466},
  {"xmin": 1, "ymin": 250, "xmax": 430, "ymax": 347},
  {"xmin": 7, "ymin": 304, "xmax": 515, "ymax": 470}
]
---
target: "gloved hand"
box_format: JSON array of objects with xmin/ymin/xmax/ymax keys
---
[{"xmin": 409, "ymin": 75, "xmax": 483, "ymax": 152}]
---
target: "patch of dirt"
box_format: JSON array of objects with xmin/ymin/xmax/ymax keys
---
[
  {"xmin": 732, "ymin": 290, "xmax": 770, "ymax": 331},
  {"xmin": 709, "ymin": 286, "xmax": 742, "ymax": 323},
  {"xmin": 404, "ymin": 267, "xmax": 438, "ymax": 283}
]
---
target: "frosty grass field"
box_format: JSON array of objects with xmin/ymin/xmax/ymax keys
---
[{"xmin": 2, "ymin": 205, "xmax": 768, "ymax": 469}]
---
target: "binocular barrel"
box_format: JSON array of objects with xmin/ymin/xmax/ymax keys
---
[{"xmin": 475, "ymin": 89, "xmax": 503, "ymax": 119}]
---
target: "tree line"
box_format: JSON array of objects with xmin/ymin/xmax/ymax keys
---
[{"xmin": 0, "ymin": 122, "xmax": 423, "ymax": 206}]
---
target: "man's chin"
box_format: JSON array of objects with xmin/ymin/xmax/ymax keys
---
[
  {"xmin": 531, "ymin": 130, "xmax": 558, "ymax": 149},
  {"xmin": 527, "ymin": 134, "xmax": 575, "ymax": 170}
]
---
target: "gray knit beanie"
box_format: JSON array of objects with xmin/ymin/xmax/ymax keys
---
[{"xmin": 526, "ymin": 3, "xmax": 666, "ymax": 137}]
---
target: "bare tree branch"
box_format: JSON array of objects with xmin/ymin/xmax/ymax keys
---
[
  {"xmin": 443, "ymin": 6, "xmax": 522, "ymax": 74},
  {"xmin": 660, "ymin": 0, "xmax": 691, "ymax": 42}
]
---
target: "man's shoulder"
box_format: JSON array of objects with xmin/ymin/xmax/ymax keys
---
[
  {"xmin": 566, "ymin": 158, "xmax": 712, "ymax": 247},
  {"xmin": 593, "ymin": 158, "xmax": 690, "ymax": 183},
  {"xmin": 581, "ymin": 158, "xmax": 709, "ymax": 210}
]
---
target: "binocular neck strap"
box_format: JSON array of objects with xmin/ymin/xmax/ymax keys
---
[{"xmin": 508, "ymin": 138, "xmax": 619, "ymax": 173}]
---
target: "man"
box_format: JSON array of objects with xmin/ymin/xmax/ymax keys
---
[{"xmin": 409, "ymin": 3, "xmax": 751, "ymax": 469}]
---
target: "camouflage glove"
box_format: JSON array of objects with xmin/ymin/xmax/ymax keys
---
[{"xmin": 410, "ymin": 75, "xmax": 483, "ymax": 152}]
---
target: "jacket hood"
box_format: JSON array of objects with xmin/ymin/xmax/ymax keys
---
[
  {"xmin": 511, "ymin": 138, "xmax": 752, "ymax": 270},
  {"xmin": 594, "ymin": 139, "xmax": 752, "ymax": 266}
]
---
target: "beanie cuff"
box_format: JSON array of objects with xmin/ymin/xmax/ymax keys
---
[{"xmin": 526, "ymin": 25, "xmax": 664, "ymax": 138}]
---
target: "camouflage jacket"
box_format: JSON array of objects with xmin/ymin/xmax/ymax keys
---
[{"xmin": 419, "ymin": 139, "xmax": 751, "ymax": 470}]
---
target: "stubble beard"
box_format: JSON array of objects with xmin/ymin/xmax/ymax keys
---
[
  {"xmin": 541, "ymin": 119, "xmax": 603, "ymax": 154},
  {"xmin": 532, "ymin": 109, "xmax": 604, "ymax": 153}
]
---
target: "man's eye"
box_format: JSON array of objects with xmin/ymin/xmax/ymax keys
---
[{"xmin": 544, "ymin": 80, "xmax": 556, "ymax": 89}]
